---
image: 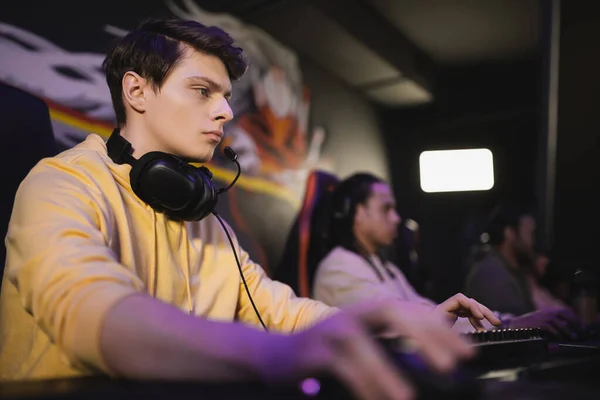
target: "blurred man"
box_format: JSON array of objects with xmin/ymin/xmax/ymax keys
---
[
  {"xmin": 312, "ymin": 173, "xmax": 502, "ymax": 332},
  {"xmin": 465, "ymin": 207, "xmax": 581, "ymax": 336},
  {"xmin": 465, "ymin": 209, "xmax": 536, "ymax": 316}
]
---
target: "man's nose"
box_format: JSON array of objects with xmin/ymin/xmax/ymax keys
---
[
  {"xmin": 211, "ymin": 98, "xmax": 234, "ymax": 122},
  {"xmin": 392, "ymin": 211, "xmax": 401, "ymax": 225}
]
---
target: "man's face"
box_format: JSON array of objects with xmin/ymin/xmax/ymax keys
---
[
  {"xmin": 518, "ymin": 214, "xmax": 536, "ymax": 253},
  {"xmin": 142, "ymin": 47, "xmax": 234, "ymax": 162},
  {"xmin": 510, "ymin": 214, "xmax": 536, "ymax": 264},
  {"xmin": 355, "ymin": 183, "xmax": 401, "ymax": 247},
  {"xmin": 535, "ymin": 254, "xmax": 550, "ymax": 277}
]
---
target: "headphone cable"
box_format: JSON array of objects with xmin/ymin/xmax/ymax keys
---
[{"xmin": 212, "ymin": 211, "xmax": 268, "ymax": 331}]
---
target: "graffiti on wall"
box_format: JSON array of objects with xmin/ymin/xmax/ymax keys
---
[{"xmin": 0, "ymin": 0, "xmax": 333, "ymax": 273}]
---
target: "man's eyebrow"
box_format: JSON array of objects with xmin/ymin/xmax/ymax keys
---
[{"xmin": 186, "ymin": 76, "xmax": 232, "ymax": 98}]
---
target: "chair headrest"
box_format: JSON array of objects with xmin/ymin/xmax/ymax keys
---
[
  {"xmin": 275, "ymin": 170, "xmax": 340, "ymax": 297},
  {"xmin": 297, "ymin": 170, "xmax": 339, "ymax": 297},
  {"xmin": 0, "ymin": 82, "xmax": 57, "ymax": 282}
]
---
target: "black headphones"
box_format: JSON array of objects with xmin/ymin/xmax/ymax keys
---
[
  {"xmin": 106, "ymin": 128, "xmax": 232, "ymax": 222},
  {"xmin": 332, "ymin": 195, "xmax": 351, "ymax": 220}
]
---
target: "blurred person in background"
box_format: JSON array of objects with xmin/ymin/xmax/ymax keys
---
[
  {"xmin": 312, "ymin": 173, "xmax": 502, "ymax": 332},
  {"xmin": 528, "ymin": 251, "xmax": 568, "ymax": 311},
  {"xmin": 465, "ymin": 207, "xmax": 582, "ymax": 337}
]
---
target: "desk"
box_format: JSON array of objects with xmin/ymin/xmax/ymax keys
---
[
  {"xmin": 0, "ymin": 377, "xmax": 311, "ymax": 400},
  {"xmin": 3, "ymin": 375, "xmax": 600, "ymax": 400},
  {"xmin": 483, "ymin": 381, "xmax": 600, "ymax": 400},
  {"xmin": 477, "ymin": 340, "xmax": 600, "ymax": 399},
  {"xmin": 2, "ymin": 343, "xmax": 600, "ymax": 400}
]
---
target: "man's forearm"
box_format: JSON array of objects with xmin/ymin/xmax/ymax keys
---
[{"xmin": 99, "ymin": 293, "xmax": 273, "ymax": 381}]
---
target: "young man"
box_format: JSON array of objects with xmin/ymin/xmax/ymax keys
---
[
  {"xmin": 465, "ymin": 209, "xmax": 539, "ymax": 315},
  {"xmin": 0, "ymin": 18, "xmax": 476, "ymax": 400},
  {"xmin": 312, "ymin": 173, "xmax": 577, "ymax": 336},
  {"xmin": 313, "ymin": 173, "xmax": 502, "ymax": 332}
]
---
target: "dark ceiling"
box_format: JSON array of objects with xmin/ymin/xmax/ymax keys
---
[{"xmin": 195, "ymin": 0, "xmax": 541, "ymax": 108}]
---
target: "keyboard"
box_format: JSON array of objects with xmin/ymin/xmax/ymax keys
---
[
  {"xmin": 465, "ymin": 327, "xmax": 543, "ymax": 343},
  {"xmin": 462, "ymin": 328, "xmax": 548, "ymax": 366}
]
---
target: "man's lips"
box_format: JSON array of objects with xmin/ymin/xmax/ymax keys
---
[{"xmin": 203, "ymin": 130, "xmax": 223, "ymax": 141}]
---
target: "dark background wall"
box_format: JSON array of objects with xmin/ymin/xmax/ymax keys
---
[
  {"xmin": 380, "ymin": 56, "xmax": 541, "ymax": 301},
  {"xmin": 552, "ymin": 2, "xmax": 600, "ymax": 281}
]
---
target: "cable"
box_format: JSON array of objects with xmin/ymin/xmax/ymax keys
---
[{"xmin": 212, "ymin": 211, "xmax": 268, "ymax": 331}]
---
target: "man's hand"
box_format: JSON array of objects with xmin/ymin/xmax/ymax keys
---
[
  {"xmin": 346, "ymin": 300, "xmax": 475, "ymax": 371},
  {"xmin": 434, "ymin": 293, "xmax": 501, "ymax": 331},
  {"xmin": 508, "ymin": 307, "xmax": 582, "ymax": 338},
  {"xmin": 268, "ymin": 300, "xmax": 475, "ymax": 400}
]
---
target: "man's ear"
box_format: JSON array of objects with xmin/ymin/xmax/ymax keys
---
[
  {"xmin": 354, "ymin": 204, "xmax": 367, "ymax": 223},
  {"xmin": 122, "ymin": 71, "xmax": 149, "ymax": 114}
]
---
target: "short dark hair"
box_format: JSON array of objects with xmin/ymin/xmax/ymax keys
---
[
  {"xmin": 327, "ymin": 172, "xmax": 384, "ymax": 252},
  {"xmin": 484, "ymin": 204, "xmax": 529, "ymax": 245},
  {"xmin": 102, "ymin": 18, "xmax": 248, "ymax": 126}
]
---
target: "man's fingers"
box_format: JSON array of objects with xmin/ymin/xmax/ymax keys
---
[
  {"xmin": 334, "ymin": 334, "xmax": 414, "ymax": 400},
  {"xmin": 556, "ymin": 308, "xmax": 582, "ymax": 324},
  {"xmin": 466, "ymin": 299, "xmax": 484, "ymax": 320},
  {"xmin": 548, "ymin": 317, "xmax": 577, "ymax": 338},
  {"xmin": 456, "ymin": 296, "xmax": 501, "ymax": 327},
  {"xmin": 448, "ymin": 294, "xmax": 492, "ymax": 320},
  {"xmin": 409, "ymin": 321, "xmax": 474, "ymax": 373},
  {"xmin": 439, "ymin": 326, "xmax": 476, "ymax": 358},
  {"xmin": 478, "ymin": 303, "xmax": 501, "ymax": 326},
  {"xmin": 334, "ymin": 359, "xmax": 382, "ymax": 400},
  {"xmin": 410, "ymin": 334, "xmax": 457, "ymax": 373},
  {"xmin": 540, "ymin": 321, "xmax": 560, "ymax": 337},
  {"xmin": 349, "ymin": 299, "xmax": 475, "ymax": 380},
  {"xmin": 468, "ymin": 317, "xmax": 486, "ymax": 332}
]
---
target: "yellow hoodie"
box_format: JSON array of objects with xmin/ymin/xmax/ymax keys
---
[{"xmin": 0, "ymin": 134, "xmax": 333, "ymax": 380}]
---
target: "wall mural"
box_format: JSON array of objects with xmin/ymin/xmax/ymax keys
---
[{"xmin": 0, "ymin": 0, "xmax": 333, "ymax": 274}]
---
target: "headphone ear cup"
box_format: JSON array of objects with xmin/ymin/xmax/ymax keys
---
[
  {"xmin": 129, "ymin": 152, "xmax": 162, "ymax": 200},
  {"xmin": 130, "ymin": 152, "xmax": 195, "ymax": 214},
  {"xmin": 129, "ymin": 152, "xmax": 174, "ymax": 212},
  {"xmin": 333, "ymin": 196, "xmax": 350, "ymax": 219},
  {"xmin": 186, "ymin": 167, "xmax": 218, "ymax": 221},
  {"xmin": 129, "ymin": 152, "xmax": 218, "ymax": 220}
]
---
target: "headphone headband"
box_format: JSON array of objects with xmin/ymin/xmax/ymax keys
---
[{"xmin": 106, "ymin": 129, "xmax": 136, "ymax": 166}]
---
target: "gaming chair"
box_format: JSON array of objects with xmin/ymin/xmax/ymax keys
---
[
  {"xmin": 275, "ymin": 170, "xmax": 339, "ymax": 298},
  {"xmin": 0, "ymin": 82, "xmax": 58, "ymax": 281}
]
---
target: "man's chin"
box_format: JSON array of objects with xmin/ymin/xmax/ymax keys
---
[
  {"xmin": 181, "ymin": 150, "xmax": 215, "ymax": 164},
  {"xmin": 378, "ymin": 239, "xmax": 395, "ymax": 249}
]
